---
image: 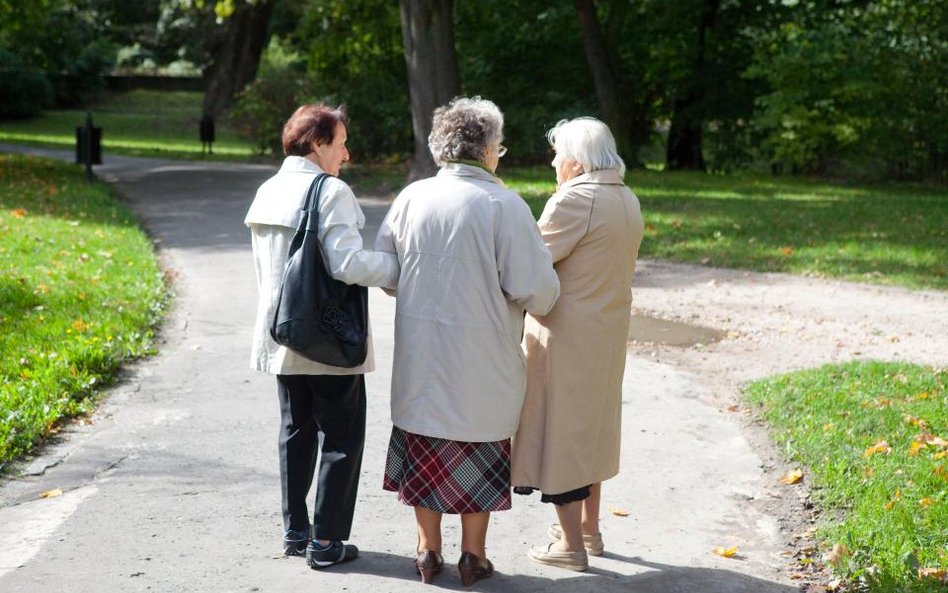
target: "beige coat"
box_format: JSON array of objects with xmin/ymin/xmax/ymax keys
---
[{"xmin": 511, "ymin": 169, "xmax": 644, "ymax": 494}]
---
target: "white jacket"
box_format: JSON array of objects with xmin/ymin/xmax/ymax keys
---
[
  {"xmin": 245, "ymin": 156, "xmax": 398, "ymax": 375},
  {"xmin": 375, "ymin": 163, "xmax": 560, "ymax": 441}
]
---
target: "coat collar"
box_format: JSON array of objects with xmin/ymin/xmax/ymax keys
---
[
  {"xmin": 279, "ymin": 155, "xmax": 327, "ymax": 175},
  {"xmin": 438, "ymin": 162, "xmax": 503, "ymax": 185},
  {"xmin": 560, "ymin": 169, "xmax": 624, "ymax": 190}
]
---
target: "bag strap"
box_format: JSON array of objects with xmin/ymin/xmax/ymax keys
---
[{"xmin": 301, "ymin": 173, "xmax": 331, "ymax": 233}]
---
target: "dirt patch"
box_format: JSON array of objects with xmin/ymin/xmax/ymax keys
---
[{"xmin": 627, "ymin": 259, "xmax": 948, "ymax": 588}]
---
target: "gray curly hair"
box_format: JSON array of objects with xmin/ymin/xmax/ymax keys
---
[{"xmin": 428, "ymin": 96, "xmax": 504, "ymax": 166}]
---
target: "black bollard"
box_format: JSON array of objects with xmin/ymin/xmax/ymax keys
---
[
  {"xmin": 75, "ymin": 111, "xmax": 102, "ymax": 183},
  {"xmin": 200, "ymin": 114, "xmax": 215, "ymax": 155},
  {"xmin": 83, "ymin": 112, "xmax": 93, "ymax": 182}
]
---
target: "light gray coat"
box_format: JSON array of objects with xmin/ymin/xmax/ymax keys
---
[{"xmin": 375, "ymin": 163, "xmax": 560, "ymax": 442}]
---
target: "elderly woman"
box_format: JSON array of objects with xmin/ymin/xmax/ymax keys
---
[
  {"xmin": 245, "ymin": 104, "xmax": 398, "ymax": 570},
  {"xmin": 511, "ymin": 117, "xmax": 644, "ymax": 572},
  {"xmin": 375, "ymin": 97, "xmax": 560, "ymax": 585}
]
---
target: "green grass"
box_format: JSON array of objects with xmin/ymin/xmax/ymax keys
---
[
  {"xmin": 505, "ymin": 167, "xmax": 948, "ymax": 291},
  {"xmin": 0, "ymin": 90, "xmax": 257, "ymax": 160},
  {"xmin": 0, "ymin": 154, "xmax": 166, "ymax": 469},
  {"xmin": 746, "ymin": 361, "xmax": 948, "ymax": 592},
  {"xmin": 4, "ymin": 92, "xmax": 946, "ymax": 290}
]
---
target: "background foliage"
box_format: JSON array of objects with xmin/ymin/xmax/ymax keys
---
[{"xmin": 1, "ymin": 0, "xmax": 947, "ymax": 178}]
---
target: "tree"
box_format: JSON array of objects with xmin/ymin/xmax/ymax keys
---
[
  {"xmin": 285, "ymin": 0, "xmax": 409, "ymax": 160},
  {"xmin": 573, "ymin": 0, "xmax": 633, "ymax": 162},
  {"xmin": 665, "ymin": 0, "xmax": 719, "ymax": 170},
  {"xmin": 399, "ymin": 0, "xmax": 460, "ymax": 182},
  {"xmin": 202, "ymin": 0, "xmax": 275, "ymax": 117}
]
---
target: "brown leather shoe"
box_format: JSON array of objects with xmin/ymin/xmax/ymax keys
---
[
  {"xmin": 458, "ymin": 551, "xmax": 494, "ymax": 587},
  {"xmin": 415, "ymin": 550, "xmax": 444, "ymax": 584}
]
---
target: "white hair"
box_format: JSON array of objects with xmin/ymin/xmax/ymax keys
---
[
  {"xmin": 428, "ymin": 96, "xmax": 504, "ymax": 167},
  {"xmin": 546, "ymin": 117, "xmax": 625, "ymax": 177}
]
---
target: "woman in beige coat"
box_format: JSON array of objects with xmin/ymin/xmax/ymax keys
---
[{"xmin": 511, "ymin": 117, "xmax": 644, "ymax": 572}]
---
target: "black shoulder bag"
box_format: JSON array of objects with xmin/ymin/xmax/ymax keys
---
[{"xmin": 269, "ymin": 174, "xmax": 368, "ymax": 367}]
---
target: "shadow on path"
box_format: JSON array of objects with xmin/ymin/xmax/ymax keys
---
[{"xmin": 327, "ymin": 551, "xmax": 798, "ymax": 593}]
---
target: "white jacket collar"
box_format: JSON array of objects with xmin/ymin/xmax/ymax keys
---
[{"xmin": 279, "ymin": 155, "xmax": 326, "ymax": 175}]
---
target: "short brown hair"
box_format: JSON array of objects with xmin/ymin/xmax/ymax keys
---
[{"xmin": 281, "ymin": 104, "xmax": 348, "ymax": 156}]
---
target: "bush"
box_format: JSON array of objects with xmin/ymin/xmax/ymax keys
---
[
  {"xmin": 230, "ymin": 42, "xmax": 320, "ymax": 155},
  {"xmin": 0, "ymin": 68, "xmax": 53, "ymax": 119}
]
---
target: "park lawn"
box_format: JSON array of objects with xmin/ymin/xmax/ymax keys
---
[
  {"xmin": 506, "ymin": 167, "xmax": 948, "ymax": 291},
  {"xmin": 0, "ymin": 153, "xmax": 166, "ymax": 469},
  {"xmin": 746, "ymin": 361, "xmax": 948, "ymax": 592},
  {"xmin": 0, "ymin": 90, "xmax": 256, "ymax": 160}
]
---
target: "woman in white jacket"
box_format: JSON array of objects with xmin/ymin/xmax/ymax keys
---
[{"xmin": 245, "ymin": 104, "xmax": 398, "ymax": 570}]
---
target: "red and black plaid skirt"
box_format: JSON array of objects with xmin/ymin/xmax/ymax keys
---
[{"xmin": 383, "ymin": 426, "xmax": 512, "ymax": 514}]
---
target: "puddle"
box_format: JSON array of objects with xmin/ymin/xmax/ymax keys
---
[{"xmin": 628, "ymin": 314, "xmax": 723, "ymax": 347}]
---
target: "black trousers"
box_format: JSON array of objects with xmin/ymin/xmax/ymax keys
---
[{"xmin": 276, "ymin": 373, "xmax": 366, "ymax": 541}]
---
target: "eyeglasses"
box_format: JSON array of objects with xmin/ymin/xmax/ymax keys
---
[{"xmin": 497, "ymin": 144, "xmax": 508, "ymax": 158}]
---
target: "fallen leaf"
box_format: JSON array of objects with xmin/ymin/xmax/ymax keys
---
[
  {"xmin": 919, "ymin": 497, "xmax": 934, "ymax": 508},
  {"xmin": 884, "ymin": 489, "xmax": 902, "ymax": 511},
  {"xmin": 864, "ymin": 440, "xmax": 891, "ymax": 458},
  {"xmin": 712, "ymin": 546, "xmax": 739, "ymax": 558},
  {"xmin": 787, "ymin": 572, "xmax": 806, "ymax": 580},
  {"xmin": 40, "ymin": 488, "xmax": 63, "ymax": 499},
  {"xmin": 610, "ymin": 508, "xmax": 630, "ymax": 517},
  {"xmin": 780, "ymin": 246, "xmax": 794, "ymax": 256},
  {"xmin": 905, "ymin": 415, "xmax": 930, "ymax": 430},
  {"xmin": 918, "ymin": 567, "xmax": 948, "ymax": 582},
  {"xmin": 917, "ymin": 433, "xmax": 948, "ymax": 448},
  {"xmin": 825, "ymin": 577, "xmax": 844, "ymax": 591},
  {"xmin": 909, "ymin": 441, "xmax": 925, "ymax": 457},
  {"xmin": 11, "ymin": 208, "xmax": 27, "ymax": 218},
  {"xmin": 826, "ymin": 543, "xmax": 850, "ymax": 566},
  {"xmin": 781, "ymin": 469, "xmax": 804, "ymax": 485}
]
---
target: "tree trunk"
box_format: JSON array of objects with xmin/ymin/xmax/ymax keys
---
[
  {"xmin": 202, "ymin": 0, "xmax": 275, "ymax": 118},
  {"xmin": 573, "ymin": 0, "xmax": 635, "ymax": 164},
  {"xmin": 399, "ymin": 0, "xmax": 461, "ymax": 183},
  {"xmin": 666, "ymin": 0, "xmax": 719, "ymax": 171},
  {"xmin": 666, "ymin": 92, "xmax": 705, "ymax": 170}
]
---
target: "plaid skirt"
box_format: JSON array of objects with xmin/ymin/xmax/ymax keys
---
[{"xmin": 383, "ymin": 426, "xmax": 512, "ymax": 514}]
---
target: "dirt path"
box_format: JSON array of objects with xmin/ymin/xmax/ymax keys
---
[
  {"xmin": 627, "ymin": 259, "xmax": 947, "ymax": 586},
  {"xmin": 629, "ymin": 260, "xmax": 946, "ymax": 399}
]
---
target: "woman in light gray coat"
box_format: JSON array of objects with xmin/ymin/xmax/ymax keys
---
[{"xmin": 376, "ymin": 97, "xmax": 560, "ymax": 585}]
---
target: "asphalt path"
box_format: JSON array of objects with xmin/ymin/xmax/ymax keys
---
[{"xmin": 0, "ymin": 145, "xmax": 795, "ymax": 592}]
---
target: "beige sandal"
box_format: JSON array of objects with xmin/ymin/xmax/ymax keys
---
[
  {"xmin": 548, "ymin": 523, "xmax": 604, "ymax": 556},
  {"xmin": 527, "ymin": 542, "xmax": 589, "ymax": 571}
]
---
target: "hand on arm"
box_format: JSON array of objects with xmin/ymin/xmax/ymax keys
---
[{"xmin": 319, "ymin": 183, "xmax": 399, "ymax": 289}]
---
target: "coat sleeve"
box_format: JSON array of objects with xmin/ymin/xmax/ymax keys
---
[
  {"xmin": 373, "ymin": 191, "xmax": 403, "ymax": 297},
  {"xmin": 496, "ymin": 195, "xmax": 560, "ymax": 316},
  {"xmin": 538, "ymin": 188, "xmax": 592, "ymax": 264},
  {"xmin": 318, "ymin": 180, "xmax": 400, "ymax": 289}
]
